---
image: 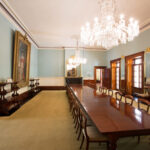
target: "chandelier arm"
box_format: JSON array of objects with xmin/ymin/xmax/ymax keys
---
[{"xmin": 80, "ymin": 0, "xmax": 139, "ymax": 49}]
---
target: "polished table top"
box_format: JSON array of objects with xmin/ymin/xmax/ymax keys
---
[{"xmin": 70, "ymin": 84, "xmax": 150, "ymax": 135}]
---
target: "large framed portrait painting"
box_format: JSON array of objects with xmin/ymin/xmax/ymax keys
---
[{"xmin": 13, "ymin": 31, "xmax": 31, "ymax": 87}]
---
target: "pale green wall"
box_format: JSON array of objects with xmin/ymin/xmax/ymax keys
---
[
  {"xmin": 0, "ymin": 13, "xmax": 38, "ymax": 80},
  {"xmin": 1, "ymin": 9, "xmax": 150, "ymax": 79},
  {"xmin": 0, "ymin": 13, "xmax": 15, "ymax": 79},
  {"xmin": 38, "ymin": 50, "xmax": 65, "ymax": 77},
  {"xmin": 38, "ymin": 49, "xmax": 107, "ymax": 78},
  {"xmin": 106, "ymin": 29, "xmax": 150, "ymax": 78},
  {"xmin": 106, "ymin": 29, "xmax": 150, "ymax": 66},
  {"xmin": 145, "ymin": 53, "xmax": 150, "ymax": 78},
  {"xmin": 30, "ymin": 45, "xmax": 38, "ymax": 77},
  {"xmin": 82, "ymin": 50, "xmax": 107, "ymax": 78},
  {"xmin": 0, "ymin": 10, "xmax": 107, "ymax": 79}
]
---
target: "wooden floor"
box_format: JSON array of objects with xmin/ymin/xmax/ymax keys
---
[{"xmin": 0, "ymin": 91, "xmax": 149, "ymax": 150}]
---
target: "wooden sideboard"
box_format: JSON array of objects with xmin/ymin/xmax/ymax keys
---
[
  {"xmin": 0, "ymin": 79, "xmax": 40, "ymax": 116},
  {"xmin": 65, "ymin": 77, "xmax": 83, "ymax": 85}
]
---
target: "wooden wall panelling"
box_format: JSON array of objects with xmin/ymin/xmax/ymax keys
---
[
  {"xmin": 83, "ymin": 80, "xmax": 96, "ymax": 89},
  {"xmin": 83, "ymin": 80, "xmax": 95, "ymax": 85}
]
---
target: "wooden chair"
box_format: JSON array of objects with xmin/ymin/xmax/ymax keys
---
[
  {"xmin": 73, "ymin": 101, "xmax": 81, "ymax": 132},
  {"xmin": 138, "ymin": 98, "xmax": 150, "ymax": 113},
  {"xmin": 68, "ymin": 96, "xmax": 80, "ymax": 134},
  {"xmin": 76, "ymin": 103, "xmax": 92, "ymax": 141},
  {"xmin": 67, "ymin": 93, "xmax": 92, "ymax": 141},
  {"xmin": 103, "ymin": 87, "xmax": 107, "ymax": 95},
  {"xmin": 67, "ymin": 88, "xmax": 72, "ymax": 108},
  {"xmin": 100, "ymin": 87, "xmax": 105, "ymax": 94},
  {"xmin": 99, "ymin": 87, "xmax": 103, "ymax": 93},
  {"xmin": 125, "ymin": 95, "xmax": 134, "ymax": 106},
  {"xmin": 137, "ymin": 98, "xmax": 150, "ymax": 143},
  {"xmin": 68, "ymin": 90, "xmax": 75, "ymax": 112},
  {"xmin": 108, "ymin": 89, "xmax": 113, "ymax": 96},
  {"xmin": 115, "ymin": 91, "xmax": 123, "ymax": 101},
  {"xmin": 79, "ymin": 109, "xmax": 109, "ymax": 150},
  {"xmin": 70, "ymin": 98, "xmax": 84, "ymax": 137},
  {"xmin": 71, "ymin": 97, "xmax": 79, "ymax": 123}
]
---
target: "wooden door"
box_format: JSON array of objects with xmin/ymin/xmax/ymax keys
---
[{"xmin": 103, "ymin": 68, "xmax": 111, "ymax": 89}]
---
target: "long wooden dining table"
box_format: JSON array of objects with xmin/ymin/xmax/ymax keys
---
[{"xmin": 69, "ymin": 84, "xmax": 150, "ymax": 150}]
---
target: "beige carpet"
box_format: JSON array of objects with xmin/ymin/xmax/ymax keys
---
[{"xmin": 0, "ymin": 91, "xmax": 149, "ymax": 150}]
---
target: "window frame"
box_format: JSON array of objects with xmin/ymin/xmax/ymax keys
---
[
  {"xmin": 110, "ymin": 58, "xmax": 121, "ymax": 90},
  {"xmin": 132, "ymin": 57, "xmax": 143, "ymax": 89},
  {"xmin": 125, "ymin": 51, "xmax": 144, "ymax": 94},
  {"xmin": 116, "ymin": 61, "xmax": 120, "ymax": 90}
]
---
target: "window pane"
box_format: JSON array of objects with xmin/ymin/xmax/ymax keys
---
[
  {"xmin": 116, "ymin": 62, "xmax": 120, "ymax": 67},
  {"xmin": 135, "ymin": 58, "xmax": 142, "ymax": 64},
  {"xmin": 116, "ymin": 66, "xmax": 120, "ymax": 89},
  {"xmin": 133, "ymin": 63, "xmax": 142, "ymax": 88}
]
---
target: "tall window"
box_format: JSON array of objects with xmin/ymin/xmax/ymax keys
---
[
  {"xmin": 116, "ymin": 61, "xmax": 120, "ymax": 90},
  {"xmin": 133, "ymin": 57, "xmax": 142, "ymax": 88}
]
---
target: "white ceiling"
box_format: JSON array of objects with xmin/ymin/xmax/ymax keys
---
[{"xmin": 4, "ymin": 0, "xmax": 150, "ymax": 49}]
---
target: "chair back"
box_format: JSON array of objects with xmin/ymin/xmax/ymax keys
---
[
  {"xmin": 68, "ymin": 87, "xmax": 72, "ymax": 99},
  {"xmin": 108, "ymin": 89, "xmax": 113, "ymax": 96},
  {"xmin": 99, "ymin": 87, "xmax": 103, "ymax": 93},
  {"xmin": 80, "ymin": 109, "xmax": 88, "ymax": 138},
  {"xmin": 138, "ymin": 98, "xmax": 150, "ymax": 113},
  {"xmin": 115, "ymin": 91, "xmax": 123, "ymax": 101},
  {"xmin": 103, "ymin": 87, "xmax": 107, "ymax": 94},
  {"xmin": 125, "ymin": 95, "xmax": 134, "ymax": 106},
  {"xmin": 74, "ymin": 101, "xmax": 80, "ymax": 117}
]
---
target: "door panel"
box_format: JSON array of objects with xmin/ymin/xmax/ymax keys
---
[
  {"xmin": 103, "ymin": 68, "xmax": 111, "ymax": 89},
  {"xmin": 126, "ymin": 59, "xmax": 133, "ymax": 94},
  {"xmin": 111, "ymin": 63, "xmax": 116, "ymax": 90}
]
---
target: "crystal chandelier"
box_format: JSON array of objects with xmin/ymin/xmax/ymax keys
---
[
  {"xmin": 80, "ymin": 0, "xmax": 139, "ymax": 49},
  {"xmin": 67, "ymin": 40, "xmax": 87, "ymax": 70}
]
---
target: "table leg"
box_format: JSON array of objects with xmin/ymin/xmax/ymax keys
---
[
  {"xmin": 109, "ymin": 142, "xmax": 117, "ymax": 150},
  {"xmin": 108, "ymin": 135, "xmax": 118, "ymax": 150}
]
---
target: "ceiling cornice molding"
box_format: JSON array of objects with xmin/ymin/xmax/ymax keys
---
[
  {"xmin": 38, "ymin": 46, "xmax": 107, "ymax": 51},
  {"xmin": 38, "ymin": 47, "xmax": 65, "ymax": 50},
  {"xmin": 140, "ymin": 18, "xmax": 150, "ymax": 32},
  {"xmin": 1, "ymin": 0, "xmax": 150, "ymax": 51},
  {"xmin": 0, "ymin": 0, "xmax": 39, "ymax": 48},
  {"xmin": 64, "ymin": 47, "xmax": 107, "ymax": 51}
]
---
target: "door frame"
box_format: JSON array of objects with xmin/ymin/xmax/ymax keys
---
[
  {"xmin": 94, "ymin": 66, "xmax": 106, "ymax": 83},
  {"xmin": 110, "ymin": 58, "xmax": 121, "ymax": 90},
  {"xmin": 125, "ymin": 51, "xmax": 144, "ymax": 94}
]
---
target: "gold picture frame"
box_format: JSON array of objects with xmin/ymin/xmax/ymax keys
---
[
  {"xmin": 67, "ymin": 68, "xmax": 77, "ymax": 77},
  {"xmin": 13, "ymin": 31, "xmax": 31, "ymax": 87}
]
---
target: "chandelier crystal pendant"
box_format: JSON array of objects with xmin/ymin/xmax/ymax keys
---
[
  {"xmin": 67, "ymin": 40, "xmax": 87, "ymax": 70},
  {"xmin": 80, "ymin": 0, "xmax": 139, "ymax": 49}
]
